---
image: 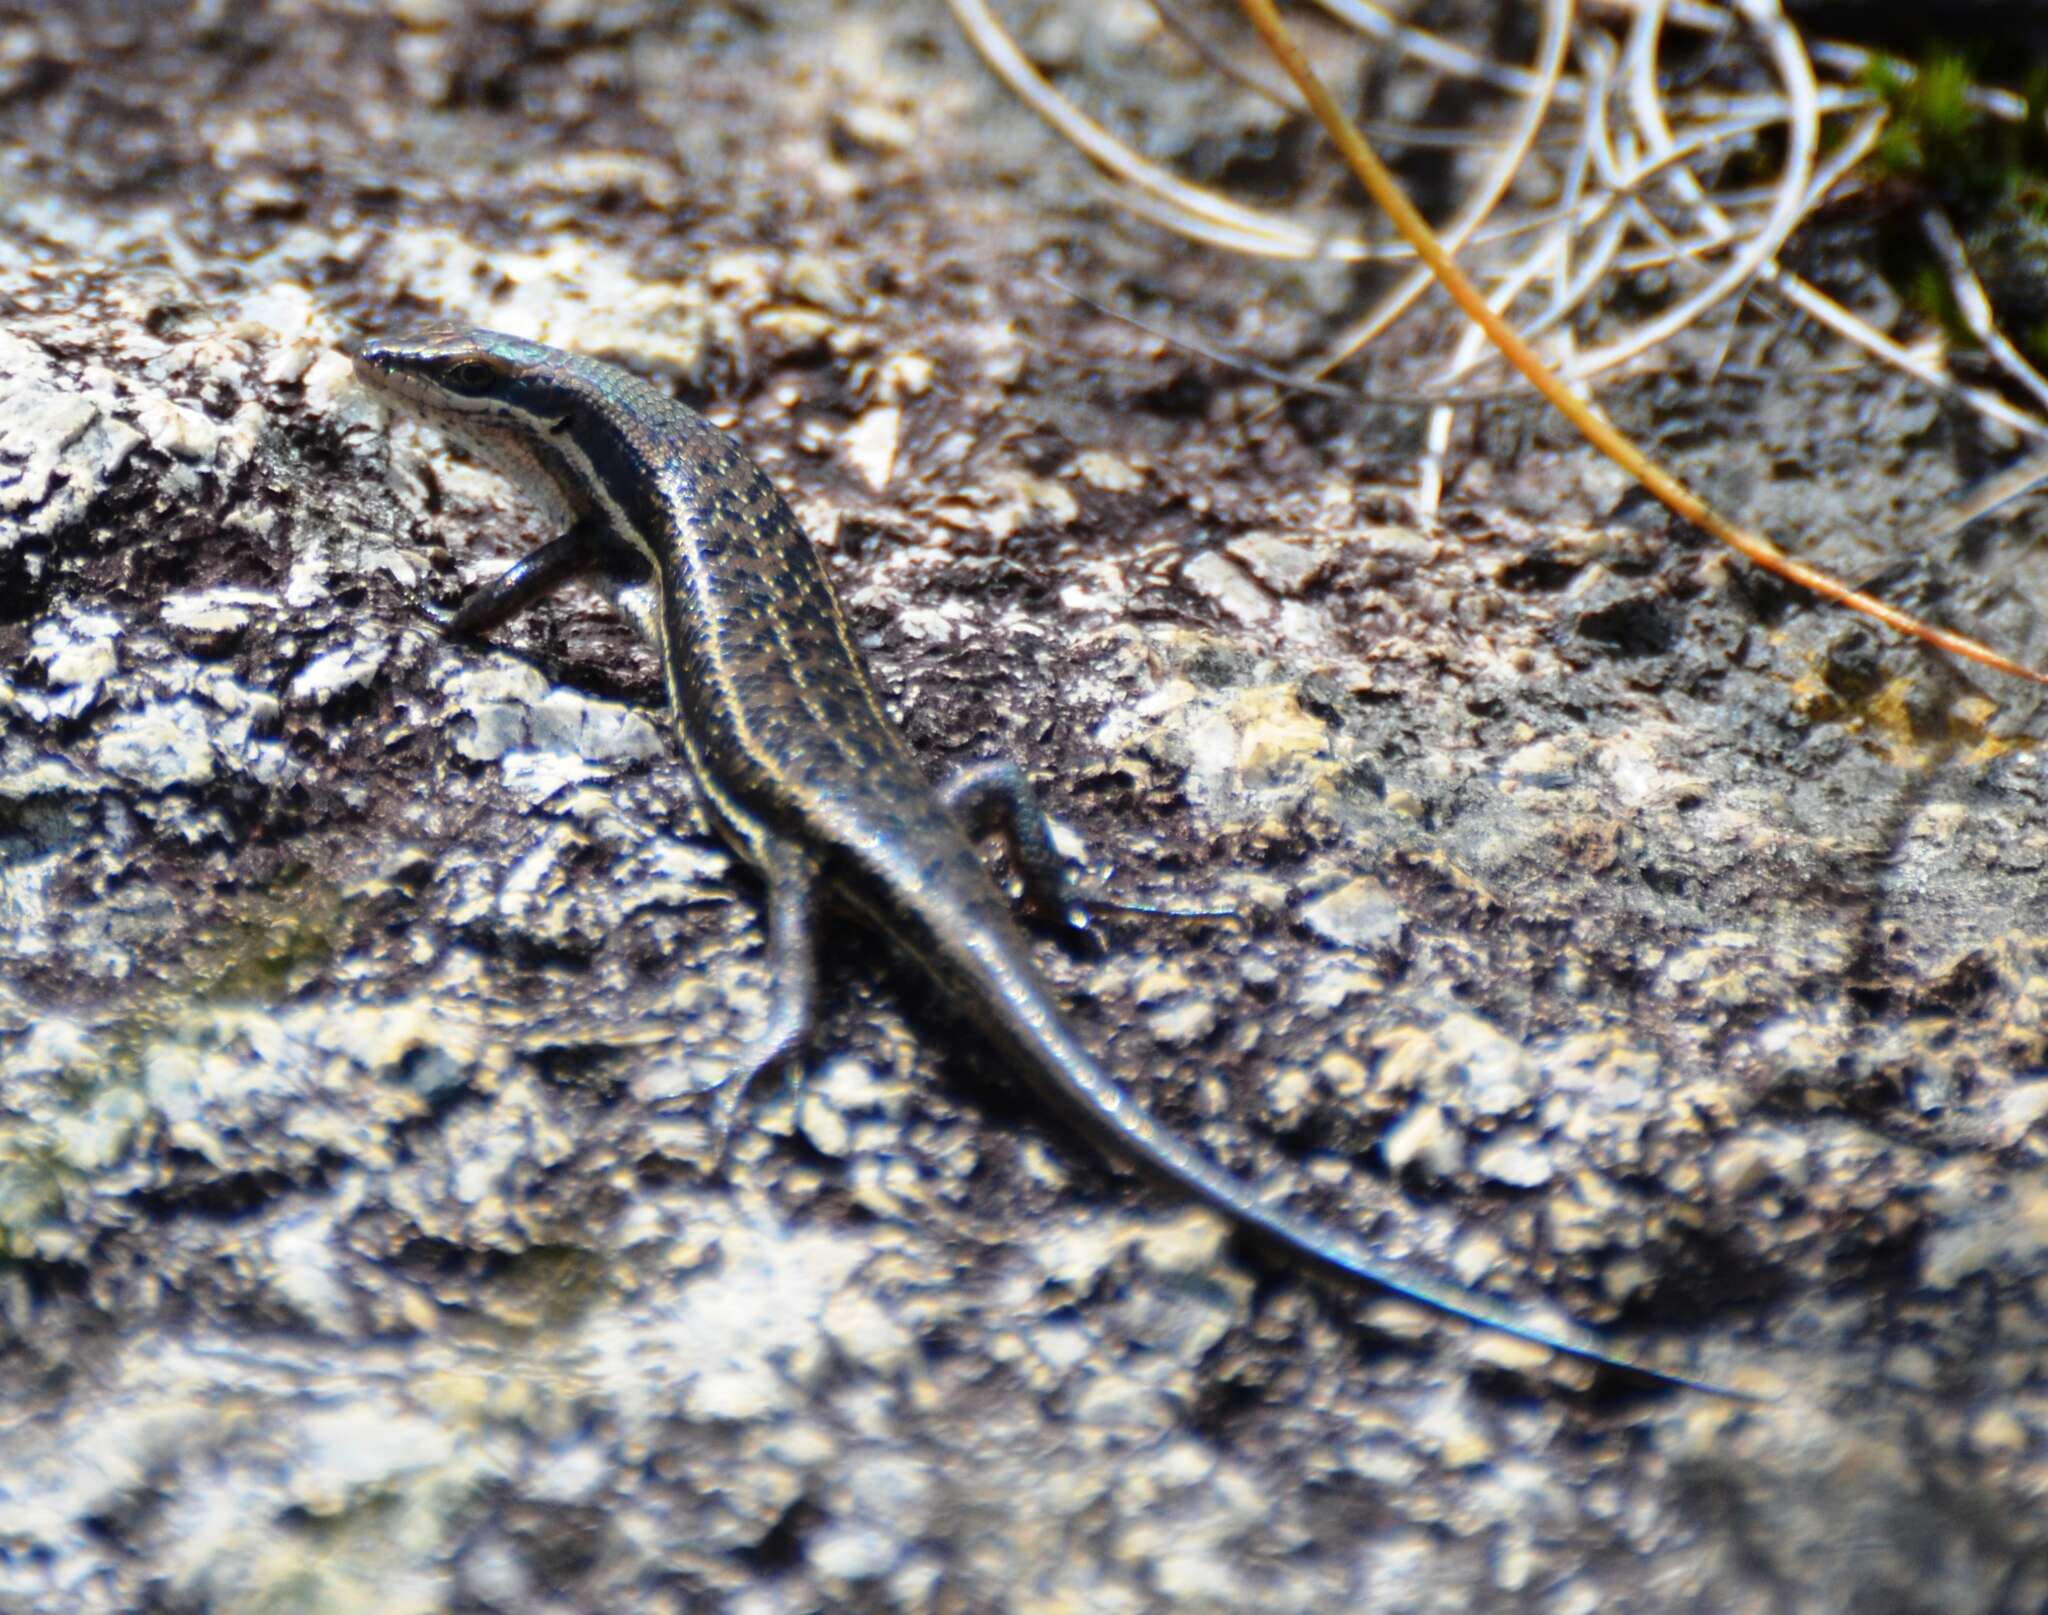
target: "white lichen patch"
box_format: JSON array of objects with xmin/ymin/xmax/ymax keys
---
[
  {"xmin": 1376, "ymin": 1012, "xmax": 1542, "ymax": 1119},
  {"xmin": 1223, "ymin": 530, "xmax": 1331, "ymax": 597},
  {"xmin": 1179, "ymin": 550, "xmax": 1273, "ymax": 627},
  {"xmin": 842, "ymin": 401, "xmax": 900, "ymax": 491},
  {"xmin": 436, "ymin": 659, "xmax": 663, "ymax": 800},
  {"xmin": 93, "ymin": 699, "xmax": 216, "ymax": 790},
  {"xmin": 159, "ymin": 584, "xmax": 275, "ymax": 639},
  {"xmin": 576, "ymin": 1205, "xmax": 875, "ymax": 1427},
  {"xmin": 0, "ymin": 1001, "xmax": 502, "ymax": 1263},
  {"xmin": 1301, "ymin": 876, "xmax": 1403, "ymax": 951},
  {"xmin": 20, "ymin": 610, "xmax": 122, "ymax": 721},
  {"xmin": 0, "ymin": 329, "xmax": 144, "ymax": 544},
  {"xmin": 287, "ymin": 632, "xmax": 393, "ymax": 706}
]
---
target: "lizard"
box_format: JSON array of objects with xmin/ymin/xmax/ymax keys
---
[{"xmin": 349, "ymin": 323, "xmax": 1749, "ymax": 1399}]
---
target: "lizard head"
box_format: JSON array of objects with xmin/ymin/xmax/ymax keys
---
[
  {"xmin": 348, "ymin": 324, "xmax": 597, "ymax": 512},
  {"xmin": 348, "ymin": 324, "xmax": 558, "ymax": 414}
]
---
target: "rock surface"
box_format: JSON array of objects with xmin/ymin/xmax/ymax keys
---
[{"xmin": 0, "ymin": 4, "xmax": 2045, "ymax": 1613}]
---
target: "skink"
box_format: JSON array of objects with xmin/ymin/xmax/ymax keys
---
[{"xmin": 350, "ymin": 324, "xmax": 1744, "ymax": 1398}]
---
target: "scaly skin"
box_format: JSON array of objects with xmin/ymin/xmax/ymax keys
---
[{"xmin": 351, "ymin": 324, "xmax": 1749, "ymax": 1398}]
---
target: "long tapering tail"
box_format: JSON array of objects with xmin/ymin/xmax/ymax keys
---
[{"xmin": 935, "ymin": 912, "xmax": 1757, "ymax": 1399}]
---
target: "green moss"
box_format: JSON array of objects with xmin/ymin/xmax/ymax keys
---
[
  {"xmin": 91, "ymin": 866, "xmax": 350, "ymax": 1074},
  {"xmin": 1865, "ymin": 52, "xmax": 2045, "ymax": 197},
  {"xmin": 0, "ymin": 1137, "xmax": 73, "ymax": 1258},
  {"xmin": 0, "ymin": 870, "xmax": 359, "ymax": 1256},
  {"xmin": 191, "ymin": 865, "xmax": 349, "ymax": 1006},
  {"xmin": 482, "ymin": 1244, "xmax": 615, "ymax": 1333},
  {"xmin": 1904, "ymin": 262, "xmax": 1958, "ymax": 331},
  {"xmin": 1862, "ymin": 53, "xmax": 2048, "ymax": 366},
  {"xmin": 95, "ymin": 865, "xmax": 350, "ymax": 1081}
]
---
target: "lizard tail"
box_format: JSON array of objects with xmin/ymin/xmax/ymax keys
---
[{"xmin": 934, "ymin": 917, "xmax": 1758, "ymax": 1400}]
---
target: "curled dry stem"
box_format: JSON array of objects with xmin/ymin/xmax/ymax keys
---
[{"xmin": 1234, "ymin": 0, "xmax": 2048, "ymax": 687}]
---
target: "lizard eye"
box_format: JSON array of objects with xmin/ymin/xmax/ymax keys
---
[{"xmin": 447, "ymin": 360, "xmax": 495, "ymax": 389}]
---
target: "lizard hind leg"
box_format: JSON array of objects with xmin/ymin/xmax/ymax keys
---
[
  {"xmin": 708, "ymin": 837, "xmax": 824, "ymax": 1154},
  {"xmin": 938, "ymin": 759, "xmax": 1092, "ymax": 942},
  {"xmin": 938, "ymin": 758, "xmax": 1228, "ymax": 938}
]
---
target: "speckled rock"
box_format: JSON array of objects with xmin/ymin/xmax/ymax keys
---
[{"xmin": 2, "ymin": 4, "xmax": 2046, "ymax": 1613}]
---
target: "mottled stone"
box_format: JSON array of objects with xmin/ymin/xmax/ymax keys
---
[
  {"xmin": 1179, "ymin": 549, "xmax": 1273, "ymax": 626},
  {"xmin": 1474, "ymin": 1133, "xmax": 1556, "ymax": 1189},
  {"xmin": 1381, "ymin": 1100, "xmax": 1465, "ymax": 1179},
  {"xmin": 3, "ymin": 14, "xmax": 2046, "ymax": 1613},
  {"xmin": 94, "ymin": 699, "xmax": 215, "ymax": 789},
  {"xmin": 0, "ymin": 332, "xmax": 143, "ymax": 543},
  {"xmin": 1301, "ymin": 876, "xmax": 1402, "ymax": 950},
  {"xmin": 1224, "ymin": 531, "xmax": 1329, "ymax": 597}
]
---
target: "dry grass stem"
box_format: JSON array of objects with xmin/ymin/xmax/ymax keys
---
[{"xmin": 949, "ymin": 0, "xmax": 2048, "ymax": 682}]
